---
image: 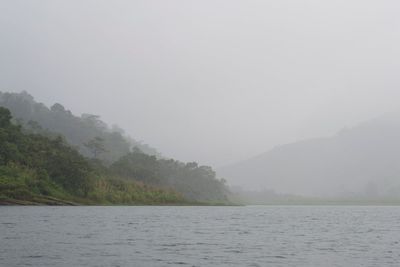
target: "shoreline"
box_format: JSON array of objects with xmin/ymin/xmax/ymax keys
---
[{"xmin": 0, "ymin": 196, "xmax": 237, "ymax": 207}]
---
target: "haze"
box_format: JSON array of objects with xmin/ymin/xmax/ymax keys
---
[{"xmin": 1, "ymin": 0, "xmax": 400, "ymax": 168}]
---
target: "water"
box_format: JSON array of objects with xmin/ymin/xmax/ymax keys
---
[{"xmin": 1, "ymin": 206, "xmax": 399, "ymax": 267}]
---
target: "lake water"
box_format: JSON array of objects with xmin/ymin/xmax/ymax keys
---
[{"xmin": 1, "ymin": 206, "xmax": 399, "ymax": 267}]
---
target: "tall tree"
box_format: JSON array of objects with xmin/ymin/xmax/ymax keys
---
[{"xmin": 84, "ymin": 136, "xmax": 106, "ymax": 159}]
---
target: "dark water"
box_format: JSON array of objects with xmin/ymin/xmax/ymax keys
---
[{"xmin": 1, "ymin": 206, "xmax": 400, "ymax": 267}]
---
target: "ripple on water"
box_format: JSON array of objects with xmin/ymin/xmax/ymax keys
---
[{"xmin": 1, "ymin": 206, "xmax": 400, "ymax": 267}]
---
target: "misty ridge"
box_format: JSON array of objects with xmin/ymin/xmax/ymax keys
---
[
  {"xmin": 0, "ymin": 91, "xmax": 160, "ymax": 163},
  {"xmin": 220, "ymin": 112, "xmax": 400, "ymax": 201},
  {"xmin": 0, "ymin": 91, "xmax": 229, "ymax": 205}
]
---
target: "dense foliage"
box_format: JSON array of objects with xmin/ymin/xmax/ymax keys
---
[
  {"xmin": 0, "ymin": 107, "xmax": 183, "ymax": 204},
  {"xmin": 0, "ymin": 96, "xmax": 231, "ymax": 204},
  {"xmin": 111, "ymin": 152, "xmax": 229, "ymax": 202},
  {"xmin": 0, "ymin": 91, "xmax": 160, "ymax": 163}
]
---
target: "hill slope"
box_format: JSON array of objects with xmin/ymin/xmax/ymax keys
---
[
  {"xmin": 0, "ymin": 106, "xmax": 184, "ymax": 205},
  {"xmin": 0, "ymin": 91, "xmax": 230, "ymax": 203},
  {"xmin": 219, "ymin": 113, "xmax": 400, "ymax": 197},
  {"xmin": 0, "ymin": 91, "xmax": 159, "ymax": 163}
]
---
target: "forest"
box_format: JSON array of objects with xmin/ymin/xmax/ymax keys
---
[{"xmin": 0, "ymin": 91, "xmax": 230, "ymax": 205}]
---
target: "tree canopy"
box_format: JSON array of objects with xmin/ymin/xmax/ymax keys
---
[
  {"xmin": 0, "ymin": 96, "xmax": 231, "ymax": 205},
  {"xmin": 0, "ymin": 91, "xmax": 160, "ymax": 163}
]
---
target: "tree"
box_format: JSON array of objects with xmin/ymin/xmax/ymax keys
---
[
  {"xmin": 0, "ymin": 107, "xmax": 12, "ymax": 128},
  {"xmin": 84, "ymin": 136, "xmax": 107, "ymax": 159},
  {"xmin": 26, "ymin": 120, "xmax": 43, "ymax": 134},
  {"xmin": 50, "ymin": 103, "xmax": 66, "ymax": 112}
]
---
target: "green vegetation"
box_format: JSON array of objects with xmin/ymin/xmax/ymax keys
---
[
  {"xmin": 0, "ymin": 91, "xmax": 160, "ymax": 163},
  {"xmin": 110, "ymin": 152, "xmax": 229, "ymax": 202},
  {"xmin": 0, "ymin": 106, "xmax": 185, "ymax": 205},
  {"xmin": 0, "ymin": 94, "xmax": 231, "ymax": 205}
]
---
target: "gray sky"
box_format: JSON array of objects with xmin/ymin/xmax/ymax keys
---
[{"xmin": 1, "ymin": 0, "xmax": 400, "ymax": 167}]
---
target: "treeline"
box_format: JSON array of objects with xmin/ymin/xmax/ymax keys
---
[
  {"xmin": 0, "ymin": 91, "xmax": 230, "ymax": 204},
  {"xmin": 0, "ymin": 91, "xmax": 160, "ymax": 163},
  {"xmin": 0, "ymin": 107, "xmax": 183, "ymax": 204},
  {"xmin": 110, "ymin": 152, "xmax": 229, "ymax": 201}
]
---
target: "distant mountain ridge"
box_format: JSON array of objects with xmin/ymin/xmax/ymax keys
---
[{"xmin": 219, "ymin": 112, "xmax": 400, "ymax": 197}]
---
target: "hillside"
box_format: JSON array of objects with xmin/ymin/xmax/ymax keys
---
[
  {"xmin": 0, "ymin": 106, "xmax": 184, "ymax": 205},
  {"xmin": 219, "ymin": 113, "xmax": 400, "ymax": 198},
  {"xmin": 0, "ymin": 91, "xmax": 231, "ymax": 204},
  {"xmin": 0, "ymin": 91, "xmax": 160, "ymax": 163}
]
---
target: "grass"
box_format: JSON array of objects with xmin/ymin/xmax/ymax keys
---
[{"xmin": 0, "ymin": 164, "xmax": 189, "ymax": 206}]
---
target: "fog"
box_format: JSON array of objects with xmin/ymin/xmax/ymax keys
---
[{"xmin": 1, "ymin": 0, "xmax": 400, "ymax": 172}]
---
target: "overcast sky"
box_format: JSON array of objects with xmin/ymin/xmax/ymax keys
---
[{"xmin": 1, "ymin": 0, "xmax": 400, "ymax": 167}]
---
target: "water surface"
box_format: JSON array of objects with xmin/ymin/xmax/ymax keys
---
[{"xmin": 1, "ymin": 206, "xmax": 399, "ymax": 266}]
